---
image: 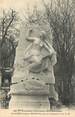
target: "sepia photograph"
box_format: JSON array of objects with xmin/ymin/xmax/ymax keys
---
[{"xmin": 0, "ymin": 0, "xmax": 75, "ymax": 116}]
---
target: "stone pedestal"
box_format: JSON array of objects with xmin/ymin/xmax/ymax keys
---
[
  {"xmin": 9, "ymin": 78, "xmax": 50, "ymax": 111},
  {"xmin": 9, "ymin": 95, "xmax": 50, "ymax": 111}
]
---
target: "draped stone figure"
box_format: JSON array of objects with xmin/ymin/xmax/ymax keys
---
[
  {"xmin": 9, "ymin": 29, "xmax": 58, "ymax": 111},
  {"xmin": 24, "ymin": 30, "xmax": 58, "ymax": 103}
]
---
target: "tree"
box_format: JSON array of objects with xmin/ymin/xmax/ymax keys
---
[
  {"xmin": 0, "ymin": 9, "xmax": 19, "ymax": 69},
  {"xmin": 0, "ymin": 9, "xmax": 20, "ymax": 87},
  {"xmin": 43, "ymin": 0, "xmax": 75, "ymax": 104}
]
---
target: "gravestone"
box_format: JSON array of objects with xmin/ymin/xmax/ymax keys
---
[{"xmin": 9, "ymin": 25, "xmax": 50, "ymax": 111}]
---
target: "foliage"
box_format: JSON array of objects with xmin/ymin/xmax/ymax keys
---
[
  {"xmin": 43, "ymin": 0, "xmax": 75, "ymax": 104},
  {"xmin": 0, "ymin": 9, "xmax": 20, "ymax": 69},
  {"xmin": 0, "ymin": 9, "xmax": 19, "ymax": 43}
]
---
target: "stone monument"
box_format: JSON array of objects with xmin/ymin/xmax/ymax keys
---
[{"xmin": 9, "ymin": 27, "xmax": 57, "ymax": 111}]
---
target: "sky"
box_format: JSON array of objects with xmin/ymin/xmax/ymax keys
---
[
  {"xmin": 0, "ymin": 0, "xmax": 46, "ymax": 18},
  {"xmin": 0, "ymin": 0, "xmax": 43, "ymax": 10}
]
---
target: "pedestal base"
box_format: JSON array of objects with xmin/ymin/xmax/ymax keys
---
[{"xmin": 9, "ymin": 95, "xmax": 50, "ymax": 111}]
